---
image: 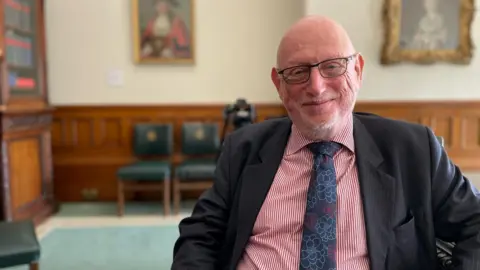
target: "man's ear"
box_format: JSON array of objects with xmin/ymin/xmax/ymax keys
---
[
  {"xmin": 355, "ymin": 53, "xmax": 365, "ymax": 82},
  {"xmin": 271, "ymin": 67, "xmax": 281, "ymax": 90}
]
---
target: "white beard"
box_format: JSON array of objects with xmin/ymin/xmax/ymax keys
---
[{"xmin": 304, "ymin": 114, "xmax": 339, "ymax": 141}]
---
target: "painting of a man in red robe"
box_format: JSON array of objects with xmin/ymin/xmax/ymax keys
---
[{"xmin": 140, "ymin": 0, "xmax": 192, "ymax": 59}]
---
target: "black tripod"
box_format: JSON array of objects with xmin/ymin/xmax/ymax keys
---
[{"xmin": 216, "ymin": 113, "xmax": 233, "ymax": 162}]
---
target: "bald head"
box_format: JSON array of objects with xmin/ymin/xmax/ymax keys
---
[{"xmin": 276, "ymin": 16, "xmax": 355, "ymax": 68}]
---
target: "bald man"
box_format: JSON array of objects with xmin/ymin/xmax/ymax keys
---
[{"xmin": 171, "ymin": 16, "xmax": 480, "ymax": 270}]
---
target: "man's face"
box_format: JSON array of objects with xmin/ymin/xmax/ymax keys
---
[{"xmin": 272, "ymin": 32, "xmax": 364, "ymax": 139}]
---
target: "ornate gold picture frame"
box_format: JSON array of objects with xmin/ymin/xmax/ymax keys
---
[
  {"xmin": 131, "ymin": 0, "xmax": 195, "ymax": 64},
  {"xmin": 381, "ymin": 0, "xmax": 475, "ymax": 65}
]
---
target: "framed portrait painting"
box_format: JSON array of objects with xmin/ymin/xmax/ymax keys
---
[
  {"xmin": 381, "ymin": 0, "xmax": 475, "ymax": 65},
  {"xmin": 131, "ymin": 0, "xmax": 195, "ymax": 64}
]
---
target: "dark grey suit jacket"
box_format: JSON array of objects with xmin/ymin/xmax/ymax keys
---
[{"xmin": 172, "ymin": 112, "xmax": 480, "ymax": 270}]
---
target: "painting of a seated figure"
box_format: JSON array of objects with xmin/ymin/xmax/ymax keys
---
[
  {"xmin": 381, "ymin": 0, "xmax": 474, "ymax": 65},
  {"xmin": 401, "ymin": 0, "xmax": 458, "ymax": 50},
  {"xmin": 132, "ymin": 0, "xmax": 194, "ymax": 64}
]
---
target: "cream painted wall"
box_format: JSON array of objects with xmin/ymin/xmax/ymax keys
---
[
  {"xmin": 46, "ymin": 0, "xmax": 480, "ymax": 105},
  {"xmin": 44, "ymin": 0, "xmax": 303, "ymax": 105},
  {"xmin": 305, "ymin": 0, "xmax": 480, "ymax": 101}
]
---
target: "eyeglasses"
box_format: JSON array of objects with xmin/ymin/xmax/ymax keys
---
[{"xmin": 277, "ymin": 54, "xmax": 358, "ymax": 84}]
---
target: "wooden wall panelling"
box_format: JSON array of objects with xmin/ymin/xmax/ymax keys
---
[
  {"xmin": 52, "ymin": 102, "xmax": 480, "ymax": 203},
  {"xmin": 354, "ymin": 102, "xmax": 480, "ymax": 170},
  {"xmin": 52, "ymin": 105, "xmax": 287, "ymax": 202}
]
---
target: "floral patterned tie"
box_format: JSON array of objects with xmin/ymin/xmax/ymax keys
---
[{"xmin": 299, "ymin": 142, "xmax": 341, "ymax": 270}]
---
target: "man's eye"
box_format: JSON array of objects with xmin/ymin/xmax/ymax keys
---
[
  {"xmin": 290, "ymin": 67, "xmax": 309, "ymax": 75},
  {"xmin": 323, "ymin": 63, "xmax": 341, "ymax": 69},
  {"xmin": 322, "ymin": 60, "xmax": 346, "ymax": 69}
]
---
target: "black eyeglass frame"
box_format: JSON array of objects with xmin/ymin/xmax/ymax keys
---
[{"xmin": 276, "ymin": 53, "xmax": 358, "ymax": 84}]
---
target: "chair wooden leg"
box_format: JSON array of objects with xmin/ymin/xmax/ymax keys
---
[
  {"xmin": 117, "ymin": 180, "xmax": 125, "ymax": 217},
  {"xmin": 29, "ymin": 262, "xmax": 39, "ymax": 270},
  {"xmin": 163, "ymin": 179, "xmax": 171, "ymax": 216},
  {"xmin": 173, "ymin": 178, "xmax": 181, "ymax": 215}
]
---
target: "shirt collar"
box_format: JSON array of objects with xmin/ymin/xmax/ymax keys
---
[{"xmin": 285, "ymin": 113, "xmax": 354, "ymax": 156}]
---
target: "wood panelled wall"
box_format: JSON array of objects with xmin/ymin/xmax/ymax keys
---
[
  {"xmin": 52, "ymin": 105, "xmax": 286, "ymax": 201},
  {"xmin": 52, "ymin": 102, "xmax": 480, "ymax": 202},
  {"xmin": 354, "ymin": 102, "xmax": 480, "ymax": 170}
]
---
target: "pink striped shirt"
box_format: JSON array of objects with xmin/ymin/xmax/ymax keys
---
[{"xmin": 237, "ymin": 114, "xmax": 370, "ymax": 269}]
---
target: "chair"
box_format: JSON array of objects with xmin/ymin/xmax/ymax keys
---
[
  {"xmin": 435, "ymin": 135, "xmax": 455, "ymax": 270},
  {"xmin": 173, "ymin": 122, "xmax": 220, "ymax": 214},
  {"xmin": 116, "ymin": 123, "xmax": 173, "ymax": 216},
  {"xmin": 0, "ymin": 220, "xmax": 40, "ymax": 269}
]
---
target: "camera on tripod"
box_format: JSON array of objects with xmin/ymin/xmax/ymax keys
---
[
  {"xmin": 223, "ymin": 98, "xmax": 256, "ymax": 130},
  {"xmin": 217, "ymin": 99, "xmax": 256, "ymax": 161}
]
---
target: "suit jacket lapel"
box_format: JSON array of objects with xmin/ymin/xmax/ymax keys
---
[
  {"xmin": 230, "ymin": 118, "xmax": 292, "ymax": 268},
  {"xmin": 353, "ymin": 115, "xmax": 396, "ymax": 270}
]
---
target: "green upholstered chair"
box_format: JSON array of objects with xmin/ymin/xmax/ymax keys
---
[
  {"xmin": 116, "ymin": 123, "xmax": 173, "ymax": 216},
  {"xmin": 0, "ymin": 220, "xmax": 40, "ymax": 270},
  {"xmin": 173, "ymin": 122, "xmax": 220, "ymax": 214}
]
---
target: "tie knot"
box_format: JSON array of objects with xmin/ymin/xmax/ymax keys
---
[{"xmin": 307, "ymin": 141, "xmax": 341, "ymax": 157}]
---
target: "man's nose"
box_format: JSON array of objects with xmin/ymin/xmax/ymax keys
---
[{"xmin": 307, "ymin": 68, "xmax": 328, "ymax": 95}]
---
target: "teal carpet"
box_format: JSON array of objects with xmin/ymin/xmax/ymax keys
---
[
  {"xmin": 8, "ymin": 225, "xmax": 179, "ymax": 270},
  {"xmin": 55, "ymin": 201, "xmax": 196, "ymax": 217}
]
